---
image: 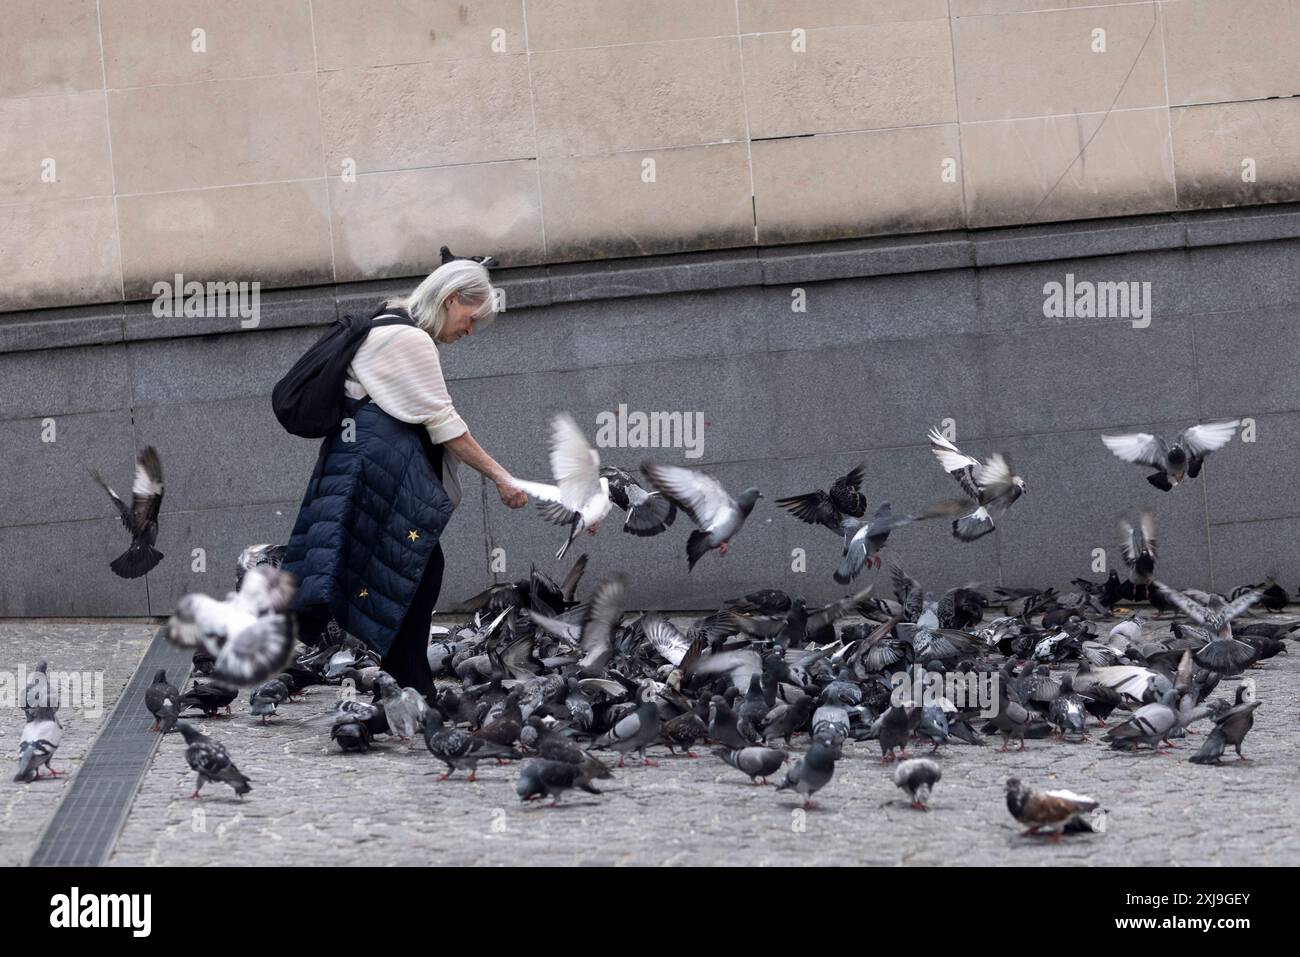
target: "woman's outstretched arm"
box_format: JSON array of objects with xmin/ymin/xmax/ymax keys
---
[{"xmin": 444, "ymin": 431, "xmax": 527, "ymax": 508}]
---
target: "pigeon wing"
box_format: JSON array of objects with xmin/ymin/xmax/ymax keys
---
[
  {"xmin": 928, "ymin": 428, "xmax": 982, "ymax": 500},
  {"xmin": 131, "ymin": 446, "xmax": 165, "ymax": 532},
  {"xmin": 1101, "ymin": 431, "xmax": 1167, "ymax": 468},
  {"xmin": 641, "ymin": 614, "xmax": 690, "ymax": 667},
  {"xmin": 1179, "ymin": 419, "xmax": 1239, "ymax": 457},
  {"xmin": 640, "ymin": 462, "xmax": 733, "ymax": 531},
  {"xmin": 549, "ymin": 413, "xmax": 603, "ymax": 510}
]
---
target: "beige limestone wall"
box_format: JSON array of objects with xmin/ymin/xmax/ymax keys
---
[{"xmin": 1, "ymin": 0, "xmax": 1297, "ymax": 312}]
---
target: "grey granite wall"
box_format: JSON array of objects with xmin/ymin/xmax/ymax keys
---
[{"xmin": 3, "ymin": 204, "xmax": 1299, "ymax": 616}]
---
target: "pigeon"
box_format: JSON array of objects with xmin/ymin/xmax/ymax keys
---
[
  {"xmin": 1101, "ymin": 688, "xmax": 1182, "ymax": 751},
  {"xmin": 249, "ymin": 678, "xmax": 290, "ymax": 724},
  {"xmin": 894, "ymin": 758, "xmax": 941, "ymax": 810},
  {"xmin": 235, "ymin": 543, "xmax": 285, "ymax": 589},
  {"xmin": 600, "ymin": 465, "xmax": 677, "ymax": 537},
  {"xmin": 423, "ymin": 710, "xmax": 521, "ymax": 781},
  {"xmin": 1005, "ymin": 778, "xmax": 1100, "ymax": 841},
  {"xmin": 516, "ymin": 758, "xmax": 608, "ymax": 805},
  {"xmin": 175, "ymin": 721, "xmax": 251, "ymax": 799},
  {"xmin": 1119, "ymin": 512, "xmax": 1157, "ymax": 598},
  {"xmin": 1189, "ymin": 683, "xmax": 1260, "ymax": 764},
  {"xmin": 164, "ymin": 565, "xmax": 299, "ymax": 687},
  {"xmin": 89, "ymin": 446, "xmax": 165, "ymax": 578},
  {"xmin": 1153, "ymin": 582, "xmax": 1262, "ymax": 675},
  {"xmin": 375, "ymin": 673, "xmax": 428, "ymax": 742},
  {"xmin": 776, "ymin": 740, "xmax": 837, "ymax": 809},
  {"xmin": 660, "ymin": 698, "xmax": 709, "ymax": 757},
  {"xmin": 145, "ymin": 668, "xmax": 182, "ymax": 733},
  {"xmin": 774, "ymin": 464, "xmax": 867, "ymax": 531},
  {"xmin": 927, "ymin": 428, "xmax": 1025, "ymax": 541},
  {"xmin": 511, "ymin": 413, "xmax": 614, "ymax": 559},
  {"xmin": 525, "ymin": 574, "xmax": 626, "ymax": 678},
  {"xmin": 330, "ymin": 713, "xmax": 373, "ymax": 752},
  {"xmin": 14, "ymin": 707, "xmax": 62, "ymax": 782},
  {"xmin": 23, "ymin": 660, "xmax": 57, "ymax": 718},
  {"xmin": 1101, "ymin": 420, "xmax": 1239, "ymax": 490},
  {"xmin": 179, "ymin": 679, "xmax": 238, "ymax": 717},
  {"xmin": 439, "ymin": 245, "xmax": 498, "ymax": 269},
  {"xmin": 1047, "ymin": 673, "xmax": 1090, "ymax": 742},
  {"xmin": 714, "ymin": 747, "xmax": 788, "ymax": 785},
  {"xmin": 593, "ymin": 682, "xmax": 662, "ymax": 766},
  {"xmin": 640, "ymin": 461, "xmax": 762, "ymax": 570},
  {"xmin": 875, "ymin": 703, "xmax": 922, "ymax": 763},
  {"xmin": 710, "ymin": 695, "xmax": 763, "ymax": 750},
  {"xmin": 834, "ymin": 503, "xmax": 919, "ymax": 583}
]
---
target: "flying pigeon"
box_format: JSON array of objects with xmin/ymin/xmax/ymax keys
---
[
  {"xmin": 927, "ymin": 428, "xmax": 1025, "ymax": 541},
  {"xmin": 774, "ymin": 464, "xmax": 867, "ymax": 531},
  {"xmin": 145, "ymin": 668, "xmax": 181, "ymax": 733},
  {"xmin": 775, "ymin": 740, "xmax": 837, "ymax": 809},
  {"xmin": 714, "ymin": 747, "xmax": 788, "ymax": 785},
  {"xmin": 894, "ymin": 757, "xmax": 941, "ymax": 810},
  {"xmin": 235, "ymin": 543, "xmax": 285, "ymax": 590},
  {"xmin": 640, "ymin": 461, "xmax": 762, "ymax": 570},
  {"xmin": 1153, "ymin": 581, "xmax": 1262, "ymax": 675},
  {"xmin": 175, "ymin": 721, "xmax": 251, "ymax": 799},
  {"xmin": 14, "ymin": 707, "xmax": 62, "ymax": 782},
  {"xmin": 1101, "ymin": 420, "xmax": 1240, "ymax": 490},
  {"xmin": 524, "ymin": 574, "xmax": 626, "ymax": 677},
  {"xmin": 599, "ymin": 465, "xmax": 677, "ymax": 537},
  {"xmin": 89, "ymin": 446, "xmax": 164, "ymax": 578},
  {"xmin": 511, "ymin": 413, "xmax": 613, "ymax": 559},
  {"xmin": 516, "ymin": 758, "xmax": 609, "ymax": 805},
  {"xmin": 1005, "ymin": 778, "xmax": 1101, "ymax": 841},
  {"xmin": 1119, "ymin": 512, "xmax": 1157, "ymax": 599},
  {"xmin": 163, "ymin": 565, "xmax": 299, "ymax": 687},
  {"xmin": 1189, "ymin": 682, "xmax": 1259, "ymax": 764},
  {"xmin": 834, "ymin": 503, "xmax": 919, "ymax": 582}
]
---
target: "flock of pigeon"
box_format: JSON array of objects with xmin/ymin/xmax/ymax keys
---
[{"xmin": 12, "ymin": 413, "xmax": 1290, "ymax": 848}]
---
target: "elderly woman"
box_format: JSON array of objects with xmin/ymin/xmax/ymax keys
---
[{"xmin": 282, "ymin": 260, "xmax": 526, "ymax": 697}]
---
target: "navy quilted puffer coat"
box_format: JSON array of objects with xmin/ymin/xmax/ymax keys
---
[{"xmin": 281, "ymin": 397, "xmax": 455, "ymax": 655}]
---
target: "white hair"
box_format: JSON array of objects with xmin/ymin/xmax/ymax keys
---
[{"xmin": 388, "ymin": 259, "xmax": 496, "ymax": 338}]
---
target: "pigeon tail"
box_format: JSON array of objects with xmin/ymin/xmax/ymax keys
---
[
  {"xmin": 686, "ymin": 530, "xmax": 712, "ymax": 570},
  {"xmin": 110, "ymin": 540, "xmax": 164, "ymax": 579}
]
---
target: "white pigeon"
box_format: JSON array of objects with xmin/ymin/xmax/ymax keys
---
[
  {"xmin": 15, "ymin": 708, "xmax": 63, "ymax": 782},
  {"xmin": 164, "ymin": 565, "xmax": 299, "ymax": 687},
  {"xmin": 511, "ymin": 413, "xmax": 612, "ymax": 559},
  {"xmin": 926, "ymin": 428, "xmax": 1025, "ymax": 541}
]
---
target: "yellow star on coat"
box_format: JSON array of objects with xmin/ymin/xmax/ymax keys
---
[
  {"xmin": 358, "ymin": 587, "xmax": 368, "ymax": 598},
  {"xmin": 407, "ymin": 530, "xmax": 419, "ymax": 542}
]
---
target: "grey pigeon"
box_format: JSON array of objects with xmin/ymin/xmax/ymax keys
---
[
  {"xmin": 23, "ymin": 660, "xmax": 57, "ymax": 719},
  {"xmin": 835, "ymin": 503, "xmax": 919, "ymax": 583},
  {"xmin": 894, "ymin": 757, "xmax": 941, "ymax": 810},
  {"xmin": 1189, "ymin": 684, "xmax": 1260, "ymax": 764},
  {"xmin": 776, "ymin": 741, "xmax": 837, "ymax": 809},
  {"xmin": 600, "ymin": 465, "xmax": 677, "ymax": 536},
  {"xmin": 1153, "ymin": 582, "xmax": 1263, "ymax": 675},
  {"xmin": 145, "ymin": 668, "xmax": 181, "ymax": 733},
  {"xmin": 516, "ymin": 758, "xmax": 608, "ymax": 805},
  {"xmin": 176, "ymin": 721, "xmax": 251, "ymax": 798},
  {"xmin": 875, "ymin": 703, "xmax": 922, "ymax": 763},
  {"xmin": 375, "ymin": 673, "xmax": 428, "ymax": 741},
  {"xmin": 164, "ymin": 565, "xmax": 299, "ymax": 687},
  {"xmin": 714, "ymin": 746, "xmax": 787, "ymax": 785},
  {"xmin": 1101, "ymin": 419, "xmax": 1239, "ymax": 490},
  {"xmin": 330, "ymin": 714, "xmax": 372, "ymax": 752},
  {"xmin": 423, "ymin": 710, "xmax": 521, "ymax": 780},
  {"xmin": 774, "ymin": 464, "xmax": 867, "ymax": 530},
  {"xmin": 1102, "ymin": 688, "xmax": 1181, "ymax": 751},
  {"xmin": 641, "ymin": 460, "xmax": 762, "ymax": 570},
  {"xmin": 249, "ymin": 678, "xmax": 289, "ymax": 725},
  {"xmin": 927, "ymin": 428, "xmax": 1025, "ymax": 541},
  {"xmin": 525, "ymin": 574, "xmax": 626, "ymax": 677},
  {"xmin": 1119, "ymin": 512, "xmax": 1157, "ymax": 595},
  {"xmin": 89, "ymin": 446, "xmax": 164, "ymax": 578},
  {"xmin": 14, "ymin": 707, "xmax": 63, "ymax": 782},
  {"xmin": 1047, "ymin": 673, "xmax": 1090, "ymax": 742},
  {"xmin": 593, "ymin": 683, "xmax": 662, "ymax": 767}
]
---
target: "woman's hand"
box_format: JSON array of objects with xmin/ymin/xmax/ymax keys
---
[{"xmin": 496, "ymin": 478, "xmax": 528, "ymax": 509}]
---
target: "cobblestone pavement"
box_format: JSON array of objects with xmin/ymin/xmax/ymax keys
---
[
  {"xmin": 96, "ymin": 614, "xmax": 1299, "ymax": 867},
  {"xmin": 1, "ymin": 622, "xmax": 155, "ymax": 866}
]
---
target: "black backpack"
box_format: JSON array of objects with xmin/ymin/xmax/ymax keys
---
[{"xmin": 272, "ymin": 310, "xmax": 416, "ymax": 438}]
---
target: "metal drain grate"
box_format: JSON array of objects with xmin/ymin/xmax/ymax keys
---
[{"xmin": 28, "ymin": 631, "xmax": 193, "ymax": 866}]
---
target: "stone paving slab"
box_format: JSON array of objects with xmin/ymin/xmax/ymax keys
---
[
  {"xmin": 1, "ymin": 622, "xmax": 156, "ymax": 867},
  {"xmin": 102, "ymin": 617, "xmax": 1300, "ymax": 867}
]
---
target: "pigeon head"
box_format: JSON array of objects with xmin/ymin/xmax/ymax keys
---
[
  {"xmin": 1167, "ymin": 446, "xmax": 1187, "ymax": 469},
  {"xmin": 737, "ymin": 488, "xmax": 763, "ymax": 513},
  {"xmin": 174, "ymin": 721, "xmax": 204, "ymax": 744}
]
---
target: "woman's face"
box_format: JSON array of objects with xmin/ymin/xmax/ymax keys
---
[{"xmin": 437, "ymin": 292, "xmax": 480, "ymax": 344}]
